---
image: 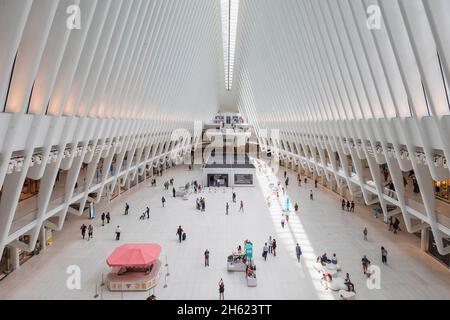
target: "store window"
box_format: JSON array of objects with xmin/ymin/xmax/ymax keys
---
[
  {"xmin": 434, "ymin": 179, "xmax": 450, "ymax": 203},
  {"xmin": 234, "ymin": 174, "xmax": 253, "ymax": 185},
  {"xmin": 428, "ymin": 229, "xmax": 450, "ymax": 268}
]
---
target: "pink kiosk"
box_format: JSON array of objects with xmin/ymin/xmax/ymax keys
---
[{"xmin": 106, "ymin": 243, "xmax": 162, "ymax": 291}]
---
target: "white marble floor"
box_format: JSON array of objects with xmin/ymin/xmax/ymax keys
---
[{"xmin": 0, "ymin": 163, "xmax": 449, "ymax": 300}]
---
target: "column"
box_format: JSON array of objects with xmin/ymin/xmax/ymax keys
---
[
  {"xmin": 39, "ymin": 226, "xmax": 46, "ymax": 252},
  {"xmin": 9, "ymin": 246, "xmax": 20, "ymax": 271},
  {"xmin": 421, "ymin": 227, "xmax": 429, "ymax": 252}
]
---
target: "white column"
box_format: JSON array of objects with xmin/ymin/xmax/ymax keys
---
[
  {"xmin": 421, "ymin": 227, "xmax": 429, "ymax": 252},
  {"xmin": 9, "ymin": 246, "xmax": 20, "ymax": 271}
]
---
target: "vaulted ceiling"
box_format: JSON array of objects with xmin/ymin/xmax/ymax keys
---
[{"xmin": 1, "ymin": 0, "xmax": 450, "ymax": 127}]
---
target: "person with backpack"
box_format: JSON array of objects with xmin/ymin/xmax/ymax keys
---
[
  {"xmin": 176, "ymin": 226, "xmax": 184, "ymax": 243},
  {"xmin": 296, "ymin": 243, "xmax": 302, "ymax": 263}
]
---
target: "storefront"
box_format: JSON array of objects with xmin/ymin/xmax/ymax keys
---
[
  {"xmin": 428, "ymin": 229, "xmax": 450, "ymax": 268},
  {"xmin": 434, "ymin": 179, "xmax": 450, "ymax": 203},
  {"xmin": 203, "ymin": 153, "xmax": 256, "ymax": 187},
  {"xmin": 207, "ymin": 174, "xmax": 229, "ymax": 187}
]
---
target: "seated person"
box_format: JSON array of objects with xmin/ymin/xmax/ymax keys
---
[
  {"xmin": 237, "ymin": 245, "xmax": 242, "ymax": 253},
  {"xmin": 331, "ymin": 253, "xmax": 338, "ymax": 265},
  {"xmin": 321, "ymin": 253, "xmax": 330, "ymax": 265},
  {"xmin": 346, "ymin": 282, "xmax": 355, "ymax": 292},
  {"xmin": 322, "ymin": 272, "xmax": 332, "ymax": 283}
]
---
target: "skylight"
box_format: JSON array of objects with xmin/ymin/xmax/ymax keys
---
[{"xmin": 220, "ymin": 0, "xmax": 239, "ymax": 91}]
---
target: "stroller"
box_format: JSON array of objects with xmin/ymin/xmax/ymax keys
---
[{"xmin": 139, "ymin": 212, "xmax": 146, "ymax": 220}]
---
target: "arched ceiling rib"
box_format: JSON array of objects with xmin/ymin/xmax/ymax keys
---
[
  {"xmin": 0, "ymin": 0, "xmax": 224, "ymax": 123},
  {"xmin": 233, "ymin": 0, "xmax": 450, "ymax": 131}
]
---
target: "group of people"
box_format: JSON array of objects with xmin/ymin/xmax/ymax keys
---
[
  {"xmin": 388, "ymin": 217, "xmax": 401, "ymax": 234},
  {"xmin": 341, "ymin": 199, "xmax": 355, "ymax": 212},
  {"xmin": 163, "ymin": 178, "xmax": 174, "ymax": 190},
  {"xmin": 317, "ymin": 253, "xmax": 338, "ymax": 265},
  {"xmin": 262, "ymin": 236, "xmax": 277, "ymax": 258},
  {"xmin": 80, "ymin": 224, "xmax": 94, "ymax": 240},
  {"xmin": 100, "ymin": 212, "xmax": 111, "ymax": 226},
  {"xmin": 196, "ymin": 197, "xmax": 206, "ymax": 212}
]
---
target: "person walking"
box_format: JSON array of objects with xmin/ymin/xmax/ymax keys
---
[
  {"xmin": 161, "ymin": 196, "xmax": 166, "ymax": 208},
  {"xmin": 294, "ymin": 202, "xmax": 299, "ymax": 213},
  {"xmin": 310, "ymin": 190, "xmax": 313, "ymax": 200},
  {"xmin": 363, "ymin": 227, "xmax": 368, "ymax": 241},
  {"xmin": 381, "ymin": 247, "xmax": 388, "ymax": 265},
  {"xmin": 262, "ymin": 243, "xmax": 269, "ymax": 261},
  {"xmin": 314, "ymin": 179, "xmax": 318, "ymax": 188},
  {"xmin": 232, "ymin": 192, "xmax": 236, "ymax": 203},
  {"xmin": 239, "ymin": 200, "xmax": 244, "ymax": 212},
  {"xmin": 281, "ymin": 214, "xmax": 286, "ymax": 229},
  {"xmin": 272, "ymin": 239, "xmax": 277, "ymax": 256},
  {"xmin": 176, "ymin": 226, "xmax": 184, "ymax": 243},
  {"xmin": 361, "ymin": 255, "xmax": 371, "ymax": 275},
  {"xmin": 284, "ymin": 170, "xmax": 287, "ymax": 179},
  {"xmin": 268, "ymin": 236, "xmax": 273, "ymax": 254},
  {"xmin": 172, "ymin": 187, "xmax": 176, "ymax": 198},
  {"xmin": 296, "ymin": 243, "xmax": 302, "ymax": 263},
  {"xmin": 124, "ymin": 203, "xmax": 129, "ymax": 215},
  {"xmin": 106, "ymin": 212, "xmax": 110, "ymax": 224},
  {"xmin": 204, "ymin": 249, "xmax": 210, "ymax": 267},
  {"xmin": 219, "ymin": 279, "xmax": 225, "ymax": 300},
  {"xmin": 373, "ymin": 207, "xmax": 379, "ymax": 219},
  {"xmin": 146, "ymin": 207, "xmax": 150, "ymax": 219},
  {"xmin": 226, "ymin": 202, "xmax": 229, "ymax": 215},
  {"xmin": 101, "ymin": 212, "xmax": 105, "ymax": 226},
  {"xmin": 115, "ymin": 226, "xmax": 121, "ymax": 240},
  {"xmin": 88, "ymin": 224, "xmax": 93, "ymax": 240},
  {"xmin": 341, "ymin": 199, "xmax": 346, "ymax": 211},
  {"xmin": 350, "ymin": 201, "xmax": 355, "ymax": 212},
  {"xmin": 80, "ymin": 224, "xmax": 87, "ymax": 240},
  {"xmin": 201, "ymin": 198, "xmax": 206, "ymax": 212}
]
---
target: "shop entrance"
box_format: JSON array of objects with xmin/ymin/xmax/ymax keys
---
[
  {"xmin": 207, "ymin": 174, "xmax": 229, "ymax": 187},
  {"xmin": 428, "ymin": 230, "xmax": 450, "ymax": 268}
]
